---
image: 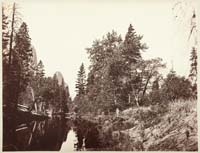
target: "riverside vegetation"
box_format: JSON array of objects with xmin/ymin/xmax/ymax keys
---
[
  {"xmin": 72, "ymin": 23, "xmax": 197, "ymax": 151},
  {"xmin": 78, "ymin": 99, "xmax": 197, "ymax": 151},
  {"xmin": 2, "ymin": 2, "xmax": 198, "ymax": 151}
]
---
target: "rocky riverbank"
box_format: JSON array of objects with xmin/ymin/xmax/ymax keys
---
[{"xmin": 80, "ymin": 99, "xmax": 198, "ymax": 151}]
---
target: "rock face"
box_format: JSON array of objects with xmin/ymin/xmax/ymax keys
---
[
  {"xmin": 18, "ymin": 85, "xmax": 35, "ymax": 108},
  {"xmin": 31, "ymin": 46, "xmax": 37, "ymax": 67},
  {"xmin": 54, "ymin": 71, "xmax": 68, "ymax": 87}
]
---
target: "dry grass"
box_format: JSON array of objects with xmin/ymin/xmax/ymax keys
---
[
  {"xmin": 111, "ymin": 99, "xmax": 198, "ymax": 151},
  {"xmin": 146, "ymin": 99, "xmax": 198, "ymax": 151}
]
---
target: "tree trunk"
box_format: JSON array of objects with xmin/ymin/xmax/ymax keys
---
[
  {"xmin": 142, "ymin": 75, "xmax": 152, "ymax": 97},
  {"xmin": 8, "ymin": 3, "xmax": 16, "ymax": 72},
  {"xmin": 134, "ymin": 95, "xmax": 140, "ymax": 107},
  {"xmin": 135, "ymin": 100, "xmax": 140, "ymax": 107},
  {"xmin": 7, "ymin": 3, "xmax": 16, "ymax": 111},
  {"xmin": 128, "ymin": 94, "xmax": 131, "ymax": 103}
]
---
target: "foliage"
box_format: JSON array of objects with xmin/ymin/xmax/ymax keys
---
[
  {"xmin": 122, "ymin": 24, "xmax": 147, "ymax": 64},
  {"xmin": 30, "ymin": 60, "xmax": 45, "ymax": 97},
  {"xmin": 2, "ymin": 6, "xmax": 10, "ymax": 106},
  {"xmin": 120, "ymin": 24, "xmax": 148, "ymax": 107},
  {"xmin": 3, "ymin": 22, "xmax": 34, "ymax": 108},
  {"xmin": 74, "ymin": 23, "xmax": 195, "ymax": 114},
  {"xmin": 161, "ymin": 70, "xmax": 193, "ymax": 101},
  {"xmin": 75, "ymin": 63, "xmax": 86, "ymax": 95},
  {"xmin": 189, "ymin": 47, "xmax": 197, "ymax": 98},
  {"xmin": 36, "ymin": 60, "xmax": 45, "ymax": 78},
  {"xmin": 173, "ymin": 0, "xmax": 198, "ymax": 99},
  {"xmin": 31, "ymin": 75, "xmax": 70, "ymax": 113},
  {"xmin": 75, "ymin": 25, "xmax": 168, "ymax": 114},
  {"xmin": 2, "ymin": 6, "xmax": 9, "ymax": 55},
  {"xmin": 14, "ymin": 22, "xmax": 33, "ymax": 87},
  {"xmin": 128, "ymin": 58, "xmax": 165, "ymax": 106},
  {"xmin": 2, "ymin": 3, "xmax": 70, "ymax": 114},
  {"xmin": 85, "ymin": 30, "xmax": 124, "ymax": 113}
]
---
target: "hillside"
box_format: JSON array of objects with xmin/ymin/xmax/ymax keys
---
[{"xmin": 94, "ymin": 99, "xmax": 198, "ymax": 151}]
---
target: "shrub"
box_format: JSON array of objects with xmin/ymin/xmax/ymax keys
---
[{"xmin": 161, "ymin": 71, "xmax": 193, "ymax": 101}]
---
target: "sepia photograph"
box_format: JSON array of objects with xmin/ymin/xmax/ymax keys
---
[{"xmin": 2, "ymin": 0, "xmax": 199, "ymax": 152}]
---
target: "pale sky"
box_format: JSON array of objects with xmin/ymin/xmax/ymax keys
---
[{"xmin": 5, "ymin": 0, "xmax": 197, "ymax": 98}]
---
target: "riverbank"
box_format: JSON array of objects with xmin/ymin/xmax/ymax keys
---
[{"xmin": 80, "ymin": 99, "xmax": 198, "ymax": 151}]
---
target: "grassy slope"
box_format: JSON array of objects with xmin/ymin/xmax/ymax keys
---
[{"xmin": 110, "ymin": 99, "xmax": 198, "ymax": 151}]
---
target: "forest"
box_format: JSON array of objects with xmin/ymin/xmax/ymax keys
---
[
  {"xmin": 73, "ymin": 24, "xmax": 197, "ymax": 115},
  {"xmin": 2, "ymin": 1, "xmax": 198, "ymax": 151},
  {"xmin": 2, "ymin": 3, "xmax": 71, "ymax": 119}
]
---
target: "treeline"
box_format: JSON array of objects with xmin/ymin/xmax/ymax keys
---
[
  {"xmin": 2, "ymin": 3, "xmax": 70, "ymax": 114},
  {"xmin": 74, "ymin": 24, "xmax": 197, "ymax": 114}
]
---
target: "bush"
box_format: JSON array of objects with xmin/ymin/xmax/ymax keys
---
[{"xmin": 161, "ymin": 72, "xmax": 193, "ymax": 101}]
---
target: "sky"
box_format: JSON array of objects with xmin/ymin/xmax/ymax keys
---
[{"xmin": 4, "ymin": 0, "xmax": 197, "ymax": 99}]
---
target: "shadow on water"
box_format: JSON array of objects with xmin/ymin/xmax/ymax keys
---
[
  {"xmin": 73, "ymin": 118, "xmax": 103, "ymax": 151},
  {"xmin": 3, "ymin": 116, "xmax": 111, "ymax": 151},
  {"xmin": 3, "ymin": 116, "xmax": 70, "ymax": 151}
]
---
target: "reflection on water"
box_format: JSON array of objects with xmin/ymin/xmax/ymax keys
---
[
  {"xmin": 60, "ymin": 129, "xmax": 78, "ymax": 152},
  {"xmin": 3, "ymin": 116, "xmax": 108, "ymax": 151},
  {"xmin": 3, "ymin": 116, "xmax": 70, "ymax": 151}
]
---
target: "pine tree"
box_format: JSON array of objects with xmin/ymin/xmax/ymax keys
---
[
  {"xmin": 31, "ymin": 60, "xmax": 45, "ymax": 95},
  {"xmin": 162, "ymin": 70, "xmax": 192, "ymax": 100},
  {"xmin": 189, "ymin": 47, "xmax": 197, "ymax": 97},
  {"xmin": 8, "ymin": 3, "xmax": 17, "ymax": 73},
  {"xmin": 122, "ymin": 24, "xmax": 148, "ymax": 106},
  {"xmin": 36, "ymin": 60, "xmax": 45, "ymax": 87},
  {"xmin": 2, "ymin": 6, "xmax": 10, "ymax": 55},
  {"xmin": 123, "ymin": 24, "xmax": 147, "ymax": 65},
  {"xmin": 14, "ymin": 22, "xmax": 33, "ymax": 85},
  {"xmin": 10, "ymin": 22, "xmax": 33, "ymax": 107},
  {"xmin": 75, "ymin": 63, "xmax": 86, "ymax": 95},
  {"xmin": 2, "ymin": 6, "xmax": 10, "ymax": 106},
  {"xmin": 61, "ymin": 79, "xmax": 69, "ymax": 113},
  {"xmin": 189, "ymin": 47, "xmax": 197, "ymax": 82},
  {"xmin": 36, "ymin": 60, "xmax": 45, "ymax": 78},
  {"xmin": 2, "ymin": 3, "xmax": 22, "ymax": 108}
]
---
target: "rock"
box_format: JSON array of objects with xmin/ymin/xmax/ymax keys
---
[
  {"xmin": 31, "ymin": 46, "xmax": 37, "ymax": 67},
  {"xmin": 18, "ymin": 85, "xmax": 35, "ymax": 108},
  {"xmin": 112, "ymin": 131, "xmax": 120, "ymax": 140},
  {"xmin": 54, "ymin": 71, "xmax": 68, "ymax": 87}
]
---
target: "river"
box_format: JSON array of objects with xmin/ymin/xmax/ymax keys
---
[{"xmin": 3, "ymin": 116, "xmax": 110, "ymax": 151}]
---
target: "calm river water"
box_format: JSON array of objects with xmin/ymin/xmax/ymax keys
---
[{"xmin": 3, "ymin": 116, "xmax": 107, "ymax": 151}]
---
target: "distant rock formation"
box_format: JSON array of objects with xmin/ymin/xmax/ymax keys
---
[
  {"xmin": 31, "ymin": 46, "xmax": 37, "ymax": 67},
  {"xmin": 53, "ymin": 71, "xmax": 68, "ymax": 87}
]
